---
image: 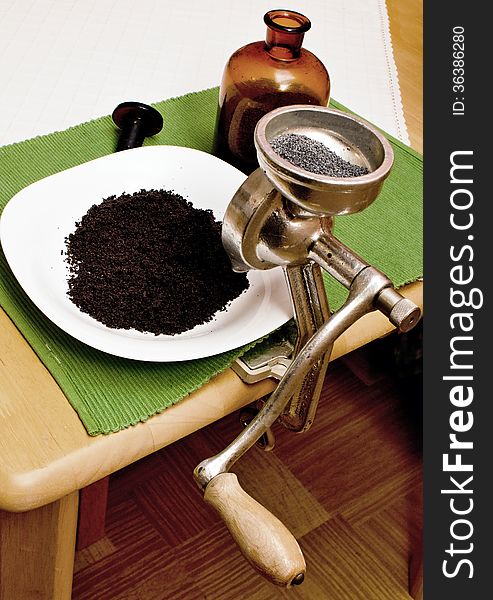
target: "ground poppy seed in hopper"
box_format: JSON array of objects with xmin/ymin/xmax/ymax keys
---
[{"xmin": 64, "ymin": 189, "xmax": 250, "ymax": 335}]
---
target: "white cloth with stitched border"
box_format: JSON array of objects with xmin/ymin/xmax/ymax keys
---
[{"xmin": 0, "ymin": 0, "xmax": 409, "ymax": 147}]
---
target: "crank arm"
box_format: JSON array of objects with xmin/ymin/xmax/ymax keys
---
[{"xmin": 194, "ymin": 267, "xmax": 421, "ymax": 586}]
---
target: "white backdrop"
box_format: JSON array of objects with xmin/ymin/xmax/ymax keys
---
[{"xmin": 0, "ymin": 0, "xmax": 409, "ymax": 147}]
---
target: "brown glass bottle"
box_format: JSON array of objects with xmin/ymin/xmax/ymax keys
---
[{"xmin": 215, "ymin": 9, "xmax": 330, "ymax": 174}]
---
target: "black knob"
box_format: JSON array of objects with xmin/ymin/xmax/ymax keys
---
[
  {"xmin": 112, "ymin": 101, "xmax": 163, "ymax": 152},
  {"xmin": 291, "ymin": 573, "xmax": 305, "ymax": 586}
]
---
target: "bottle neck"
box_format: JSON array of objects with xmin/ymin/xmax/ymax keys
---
[
  {"xmin": 264, "ymin": 10, "xmax": 311, "ymax": 61},
  {"xmin": 265, "ymin": 30, "xmax": 305, "ymax": 60}
]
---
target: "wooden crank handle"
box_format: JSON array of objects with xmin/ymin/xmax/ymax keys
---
[{"xmin": 204, "ymin": 472, "xmax": 306, "ymax": 587}]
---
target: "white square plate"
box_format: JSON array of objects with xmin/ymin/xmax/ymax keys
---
[{"xmin": 0, "ymin": 146, "xmax": 292, "ymax": 361}]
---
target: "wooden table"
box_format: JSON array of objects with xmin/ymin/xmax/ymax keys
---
[{"xmin": 0, "ymin": 1, "xmax": 422, "ymax": 597}]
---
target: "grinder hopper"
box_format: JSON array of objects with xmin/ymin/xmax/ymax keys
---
[
  {"xmin": 223, "ymin": 105, "xmax": 395, "ymax": 271},
  {"xmin": 256, "ymin": 104, "xmax": 394, "ymax": 215},
  {"xmin": 195, "ymin": 106, "xmax": 421, "ymax": 586}
]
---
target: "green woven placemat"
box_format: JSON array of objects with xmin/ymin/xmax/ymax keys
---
[{"xmin": 0, "ymin": 88, "xmax": 422, "ymax": 435}]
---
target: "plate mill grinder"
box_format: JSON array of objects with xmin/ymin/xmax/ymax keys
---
[{"xmin": 193, "ymin": 105, "xmax": 422, "ymax": 587}]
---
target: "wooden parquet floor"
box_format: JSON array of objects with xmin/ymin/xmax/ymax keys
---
[{"xmin": 72, "ymin": 352, "xmax": 422, "ymax": 600}]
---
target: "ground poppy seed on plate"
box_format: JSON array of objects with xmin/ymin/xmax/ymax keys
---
[
  {"xmin": 64, "ymin": 189, "xmax": 249, "ymax": 335},
  {"xmin": 270, "ymin": 133, "xmax": 369, "ymax": 178}
]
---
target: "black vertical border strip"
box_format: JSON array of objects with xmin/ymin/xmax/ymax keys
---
[{"xmin": 424, "ymin": 3, "xmax": 490, "ymax": 598}]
